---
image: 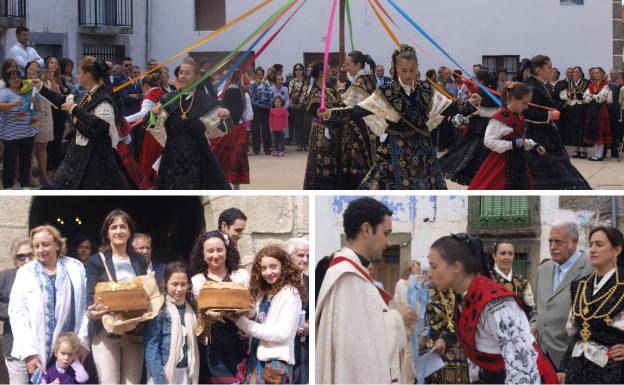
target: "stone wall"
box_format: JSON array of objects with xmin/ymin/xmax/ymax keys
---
[
  {"xmin": 0, "ymin": 196, "xmax": 31, "ymax": 270},
  {"xmin": 203, "ymin": 195, "xmax": 309, "ymax": 258}
]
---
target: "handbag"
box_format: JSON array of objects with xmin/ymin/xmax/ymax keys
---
[
  {"xmin": 263, "ymin": 361, "xmax": 287, "ymax": 384},
  {"xmin": 200, "ymin": 108, "xmax": 230, "ymax": 139}
]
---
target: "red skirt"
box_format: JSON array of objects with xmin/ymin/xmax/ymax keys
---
[
  {"xmin": 211, "ymin": 124, "xmax": 250, "ymax": 185},
  {"xmin": 468, "ymin": 151, "xmax": 534, "ymax": 190},
  {"xmin": 138, "ymin": 130, "xmax": 164, "ymax": 189},
  {"xmin": 585, "ymin": 104, "xmax": 612, "ymax": 145}
]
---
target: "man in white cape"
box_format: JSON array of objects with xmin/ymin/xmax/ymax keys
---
[{"xmin": 316, "ymin": 197, "xmax": 418, "ymax": 384}]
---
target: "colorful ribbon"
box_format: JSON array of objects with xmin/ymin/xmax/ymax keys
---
[
  {"xmin": 163, "ymin": 0, "xmax": 298, "ymax": 108},
  {"xmin": 113, "ymin": 0, "xmax": 273, "ymax": 93},
  {"xmin": 345, "ymin": 0, "xmax": 356, "ymax": 51},
  {"xmin": 368, "ymin": 0, "xmax": 453, "ymax": 100},
  {"xmin": 385, "ymin": 0, "xmax": 502, "ymax": 106},
  {"xmin": 217, "ymin": 0, "xmax": 307, "ymax": 93},
  {"xmin": 240, "ymin": 0, "xmax": 309, "ymax": 76},
  {"xmin": 368, "ymin": 0, "xmax": 399, "ymax": 46},
  {"xmin": 320, "ymin": 0, "xmax": 339, "ymax": 111}
]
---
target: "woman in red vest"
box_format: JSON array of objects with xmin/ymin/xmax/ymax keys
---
[{"xmin": 427, "ymin": 233, "xmax": 558, "ymax": 384}]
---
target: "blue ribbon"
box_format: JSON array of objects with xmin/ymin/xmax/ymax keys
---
[
  {"xmin": 214, "ymin": 10, "xmax": 281, "ymax": 92},
  {"xmin": 407, "ymin": 275, "xmax": 430, "ymax": 384},
  {"xmin": 385, "ymin": 0, "xmax": 502, "ymax": 107}
]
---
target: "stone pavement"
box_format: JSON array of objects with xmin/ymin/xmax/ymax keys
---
[{"xmin": 245, "ymin": 146, "xmax": 624, "ymax": 190}]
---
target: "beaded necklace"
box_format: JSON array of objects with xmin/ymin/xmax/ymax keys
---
[
  {"xmin": 572, "ymin": 269, "xmax": 624, "ymax": 341},
  {"xmin": 568, "ymin": 79, "xmax": 586, "ymax": 100}
]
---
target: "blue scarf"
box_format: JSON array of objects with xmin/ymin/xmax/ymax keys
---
[
  {"xmin": 33, "ymin": 258, "xmax": 68, "ymax": 362},
  {"xmin": 407, "ymin": 275, "xmax": 430, "ymax": 384}
]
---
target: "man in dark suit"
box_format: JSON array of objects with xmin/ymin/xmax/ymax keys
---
[
  {"xmin": 118, "ymin": 58, "xmax": 143, "ymax": 116},
  {"xmin": 132, "ymin": 233, "xmax": 165, "ymax": 286},
  {"xmin": 374, "ymin": 65, "xmax": 392, "ymax": 88}
]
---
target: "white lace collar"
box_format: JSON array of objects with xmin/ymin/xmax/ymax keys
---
[{"xmin": 494, "ymin": 264, "xmax": 513, "ymax": 282}]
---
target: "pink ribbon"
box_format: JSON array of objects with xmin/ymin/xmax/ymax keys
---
[{"xmin": 320, "ymin": 0, "xmax": 339, "ymax": 111}]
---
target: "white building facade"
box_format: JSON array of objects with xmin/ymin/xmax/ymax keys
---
[
  {"xmin": 316, "ymin": 195, "xmax": 618, "ymax": 293},
  {"xmin": 0, "ymin": 0, "xmax": 149, "ymax": 69},
  {"xmin": 148, "ymin": 0, "xmax": 621, "ymax": 78}
]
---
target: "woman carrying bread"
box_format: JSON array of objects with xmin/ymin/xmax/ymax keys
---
[
  {"xmin": 189, "ymin": 230, "xmax": 250, "ymax": 384},
  {"xmin": 85, "ymin": 209, "xmax": 148, "ymax": 384}
]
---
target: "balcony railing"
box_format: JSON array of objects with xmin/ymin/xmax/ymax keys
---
[
  {"xmin": 0, "ymin": 0, "xmax": 26, "ymax": 19},
  {"xmin": 79, "ymin": 0, "xmax": 133, "ymax": 29}
]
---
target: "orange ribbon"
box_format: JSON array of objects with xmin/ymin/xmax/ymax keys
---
[{"xmin": 113, "ymin": 0, "xmax": 273, "ymax": 93}]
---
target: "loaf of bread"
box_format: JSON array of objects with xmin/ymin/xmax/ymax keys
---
[
  {"xmin": 94, "ymin": 277, "xmax": 149, "ymax": 312},
  {"xmin": 198, "ymin": 281, "xmax": 251, "ymax": 311}
]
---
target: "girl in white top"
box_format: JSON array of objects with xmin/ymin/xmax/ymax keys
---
[{"xmin": 228, "ymin": 245, "xmax": 303, "ymax": 384}]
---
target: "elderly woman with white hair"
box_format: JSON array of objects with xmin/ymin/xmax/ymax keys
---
[
  {"xmin": 286, "ymin": 237, "xmax": 309, "ymax": 385},
  {"xmin": 9, "ymin": 225, "xmax": 89, "ymax": 383},
  {"xmin": 287, "ymin": 237, "xmax": 309, "ymax": 274}
]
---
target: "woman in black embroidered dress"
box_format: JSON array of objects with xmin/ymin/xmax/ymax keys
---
[
  {"xmin": 150, "ymin": 57, "xmax": 231, "ymax": 190},
  {"xmin": 427, "ymin": 234, "xmax": 557, "ymax": 384},
  {"xmin": 423, "ymin": 288, "xmax": 469, "ymax": 384},
  {"xmin": 488, "ymin": 240, "xmax": 535, "ymax": 319},
  {"xmin": 559, "ymin": 66, "xmax": 589, "ymax": 158},
  {"xmin": 560, "ymin": 226, "xmax": 624, "ymax": 384},
  {"xmin": 33, "ymin": 56, "xmax": 134, "ymax": 189},
  {"xmin": 439, "ymin": 69, "xmax": 498, "ymax": 186},
  {"xmin": 327, "ymin": 51, "xmax": 377, "ymax": 189},
  {"xmin": 303, "ymin": 62, "xmax": 342, "ymax": 190},
  {"xmin": 322, "ymin": 45, "xmax": 481, "ymax": 190}
]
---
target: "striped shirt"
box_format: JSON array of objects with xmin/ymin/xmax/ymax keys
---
[{"xmin": 0, "ymin": 88, "xmax": 38, "ymax": 140}]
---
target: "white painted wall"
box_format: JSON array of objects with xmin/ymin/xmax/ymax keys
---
[
  {"xmin": 4, "ymin": 0, "xmax": 149, "ymax": 68},
  {"xmin": 317, "ymin": 195, "xmax": 605, "ymax": 268},
  {"xmin": 315, "ymin": 195, "xmax": 469, "ymax": 267},
  {"xmin": 149, "ymin": 0, "xmax": 613, "ymax": 77}
]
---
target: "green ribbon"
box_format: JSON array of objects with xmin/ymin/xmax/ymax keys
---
[
  {"xmin": 161, "ymin": 0, "xmax": 297, "ymax": 109},
  {"xmin": 345, "ymin": 0, "xmax": 355, "ymax": 51}
]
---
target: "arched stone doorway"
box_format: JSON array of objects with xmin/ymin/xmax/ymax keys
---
[{"xmin": 29, "ymin": 196, "xmax": 205, "ymax": 264}]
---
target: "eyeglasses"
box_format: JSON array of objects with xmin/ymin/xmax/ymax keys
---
[
  {"xmin": 16, "ymin": 252, "xmax": 33, "ymax": 261},
  {"xmin": 295, "ymin": 68, "xmax": 303, "ymax": 71}
]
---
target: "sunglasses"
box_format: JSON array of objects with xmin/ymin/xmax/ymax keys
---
[
  {"xmin": 295, "ymin": 68, "xmax": 303, "ymax": 71},
  {"xmin": 16, "ymin": 252, "xmax": 33, "ymax": 261}
]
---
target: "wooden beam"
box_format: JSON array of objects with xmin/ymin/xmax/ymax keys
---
[{"xmin": 339, "ymin": 0, "xmax": 346, "ymax": 64}]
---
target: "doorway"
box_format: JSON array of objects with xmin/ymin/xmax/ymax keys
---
[
  {"xmin": 29, "ymin": 196, "xmax": 205, "ymax": 264},
  {"xmin": 303, "ymin": 52, "xmax": 340, "ymax": 67},
  {"xmin": 372, "ymin": 245, "xmax": 401, "ymax": 295}
]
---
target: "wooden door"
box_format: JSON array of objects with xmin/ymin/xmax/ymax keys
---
[{"xmin": 371, "ymin": 245, "xmax": 401, "ymax": 295}]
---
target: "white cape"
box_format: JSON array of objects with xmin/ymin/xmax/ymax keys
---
[{"xmin": 316, "ymin": 247, "xmax": 406, "ymax": 384}]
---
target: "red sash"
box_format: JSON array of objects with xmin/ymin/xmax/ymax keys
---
[
  {"xmin": 329, "ymin": 256, "xmax": 393, "ymax": 305},
  {"xmin": 456, "ymin": 275, "xmax": 558, "ymax": 383}
]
